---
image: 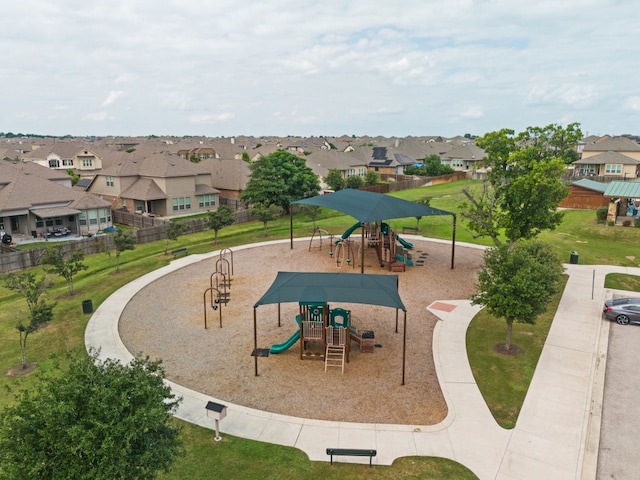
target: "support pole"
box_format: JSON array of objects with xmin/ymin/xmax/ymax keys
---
[
  {"xmin": 290, "ymin": 208, "xmax": 293, "ymax": 249},
  {"xmin": 402, "ymin": 310, "xmax": 407, "ymax": 385},
  {"xmin": 253, "ymin": 308, "xmax": 259, "ymax": 377},
  {"xmin": 451, "ymin": 214, "xmax": 457, "ymax": 270},
  {"xmin": 360, "ymin": 224, "xmax": 365, "ymax": 274}
]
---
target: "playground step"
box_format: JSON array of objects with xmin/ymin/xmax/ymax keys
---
[{"xmin": 324, "ymin": 345, "xmax": 345, "ymax": 374}]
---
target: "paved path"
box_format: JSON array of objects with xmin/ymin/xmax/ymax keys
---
[{"xmin": 85, "ymin": 239, "xmax": 625, "ymax": 479}]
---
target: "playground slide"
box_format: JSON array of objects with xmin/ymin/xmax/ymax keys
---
[
  {"xmin": 337, "ymin": 222, "xmax": 362, "ymax": 242},
  {"xmin": 396, "ymin": 235, "xmax": 414, "ymax": 250},
  {"xmin": 396, "ymin": 253, "xmax": 414, "ymax": 266},
  {"xmin": 269, "ymin": 331, "xmax": 300, "ymax": 354}
]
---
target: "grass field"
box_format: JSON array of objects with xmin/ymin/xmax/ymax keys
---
[{"xmin": 2, "ymin": 180, "xmax": 639, "ymax": 479}]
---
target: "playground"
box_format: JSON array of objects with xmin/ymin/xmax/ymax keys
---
[{"xmin": 118, "ymin": 236, "xmax": 484, "ymax": 425}]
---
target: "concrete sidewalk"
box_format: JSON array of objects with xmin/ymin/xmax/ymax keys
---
[{"xmin": 84, "ymin": 239, "xmax": 618, "ymax": 479}]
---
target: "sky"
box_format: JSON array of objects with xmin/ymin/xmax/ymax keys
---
[{"xmin": 1, "ymin": 0, "xmax": 639, "ymax": 139}]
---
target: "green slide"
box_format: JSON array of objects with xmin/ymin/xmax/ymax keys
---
[
  {"xmin": 269, "ymin": 331, "xmax": 300, "ymax": 354},
  {"xmin": 270, "ymin": 314, "xmax": 302, "ymax": 354},
  {"xmin": 336, "ymin": 222, "xmax": 361, "ymax": 243}
]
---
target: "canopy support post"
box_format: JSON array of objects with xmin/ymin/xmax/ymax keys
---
[
  {"xmin": 451, "ymin": 214, "xmax": 457, "ymax": 270},
  {"xmin": 253, "ymin": 308, "xmax": 259, "ymax": 377},
  {"xmin": 360, "ymin": 225, "xmax": 365, "ymax": 274},
  {"xmin": 402, "ymin": 310, "xmax": 407, "ymax": 386},
  {"xmin": 290, "ymin": 207, "xmax": 293, "ymax": 250}
]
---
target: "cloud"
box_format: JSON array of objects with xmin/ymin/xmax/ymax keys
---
[
  {"xmin": 622, "ymin": 96, "xmax": 640, "ymax": 112},
  {"xmin": 1, "ymin": 0, "xmax": 638, "ymax": 137},
  {"xmin": 188, "ymin": 113, "xmax": 234, "ymax": 124},
  {"xmin": 83, "ymin": 112, "xmax": 109, "ymax": 121},
  {"xmin": 101, "ymin": 91, "xmax": 124, "ymax": 107}
]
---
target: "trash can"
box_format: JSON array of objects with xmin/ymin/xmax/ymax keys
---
[
  {"xmin": 570, "ymin": 251, "xmax": 579, "ymax": 264},
  {"xmin": 82, "ymin": 299, "xmax": 93, "ymax": 314}
]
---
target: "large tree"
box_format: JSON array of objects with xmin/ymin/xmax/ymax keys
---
[
  {"xmin": 240, "ymin": 150, "xmax": 320, "ymax": 213},
  {"xmin": 460, "ymin": 123, "xmax": 582, "ymax": 246},
  {"xmin": 0, "ymin": 352, "xmax": 182, "ymax": 479},
  {"xmin": 41, "ymin": 245, "xmax": 88, "ymax": 294},
  {"xmin": 471, "ymin": 239, "xmax": 564, "ymax": 352}
]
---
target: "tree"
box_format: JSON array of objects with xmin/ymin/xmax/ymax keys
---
[
  {"xmin": 65, "ymin": 168, "xmax": 80, "ymax": 186},
  {"xmin": 41, "ymin": 246, "xmax": 88, "ymax": 294},
  {"xmin": 324, "ymin": 169, "xmax": 346, "ymax": 191},
  {"xmin": 3, "ymin": 272, "xmax": 56, "ymax": 369},
  {"xmin": 345, "ymin": 175, "xmax": 364, "ymax": 189},
  {"xmin": 304, "ymin": 205, "xmax": 322, "ymax": 230},
  {"xmin": 0, "ymin": 351, "xmax": 182, "ymax": 479},
  {"xmin": 164, "ymin": 220, "xmax": 188, "ymax": 255},
  {"xmin": 423, "ymin": 154, "xmax": 454, "ymax": 176},
  {"xmin": 251, "ymin": 203, "xmax": 282, "ymax": 236},
  {"xmin": 240, "ymin": 150, "xmax": 320, "ymax": 213},
  {"xmin": 460, "ymin": 123, "xmax": 582, "ymax": 246},
  {"xmin": 207, "ymin": 205, "xmax": 235, "ymax": 244},
  {"xmin": 471, "ymin": 239, "xmax": 564, "ymax": 352},
  {"xmin": 364, "ymin": 170, "xmax": 380, "ymax": 186},
  {"xmin": 111, "ymin": 230, "xmax": 136, "ymax": 272}
]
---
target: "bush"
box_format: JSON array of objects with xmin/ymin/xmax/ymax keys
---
[
  {"xmin": 596, "ymin": 206, "xmax": 608, "ymax": 224},
  {"xmin": 623, "ymin": 219, "xmax": 632, "ymax": 227},
  {"xmin": 607, "ymin": 220, "xmax": 615, "ymax": 226}
]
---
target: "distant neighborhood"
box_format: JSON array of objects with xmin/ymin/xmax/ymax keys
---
[{"xmin": 1, "ymin": 132, "xmax": 639, "ymax": 245}]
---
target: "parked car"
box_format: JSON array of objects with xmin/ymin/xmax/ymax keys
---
[{"xmin": 603, "ymin": 298, "xmax": 640, "ymax": 325}]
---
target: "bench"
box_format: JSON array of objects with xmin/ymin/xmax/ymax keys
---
[
  {"xmin": 171, "ymin": 247, "xmax": 188, "ymax": 258},
  {"xmin": 326, "ymin": 448, "xmax": 377, "ymax": 467},
  {"xmin": 402, "ymin": 226, "xmax": 419, "ymax": 234}
]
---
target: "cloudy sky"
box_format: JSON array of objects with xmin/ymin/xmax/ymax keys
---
[{"xmin": 2, "ymin": 1, "xmax": 638, "ymax": 138}]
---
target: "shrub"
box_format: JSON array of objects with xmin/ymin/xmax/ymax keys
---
[
  {"xmin": 623, "ymin": 219, "xmax": 632, "ymax": 227},
  {"xmin": 607, "ymin": 220, "xmax": 615, "ymax": 226},
  {"xmin": 596, "ymin": 206, "xmax": 608, "ymax": 224}
]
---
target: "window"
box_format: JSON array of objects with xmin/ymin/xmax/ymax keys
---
[
  {"xmin": 172, "ymin": 196, "xmax": 191, "ymax": 211},
  {"xmin": 62, "ymin": 159, "xmax": 74, "ymax": 166},
  {"xmin": 347, "ymin": 168, "xmax": 355, "ymax": 176},
  {"xmin": 358, "ymin": 167, "xmax": 366, "ymax": 176},
  {"xmin": 605, "ymin": 164, "xmax": 622, "ymax": 174},
  {"xmin": 82, "ymin": 158, "xmax": 93, "ymax": 167},
  {"xmin": 35, "ymin": 218, "xmax": 44, "ymax": 228},
  {"xmin": 88, "ymin": 210, "xmax": 98, "ymax": 225},
  {"xmin": 48, "ymin": 159, "xmax": 60, "ymax": 168},
  {"xmin": 198, "ymin": 194, "xmax": 216, "ymax": 208},
  {"xmin": 99, "ymin": 208, "xmax": 109, "ymax": 223},
  {"xmin": 78, "ymin": 212, "xmax": 86, "ymax": 226},
  {"xmin": 105, "ymin": 176, "xmax": 114, "ymax": 187}
]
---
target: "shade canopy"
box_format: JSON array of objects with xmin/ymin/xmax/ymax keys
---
[
  {"xmin": 254, "ymin": 271, "xmax": 406, "ymax": 311},
  {"xmin": 292, "ymin": 188, "xmax": 452, "ymax": 223}
]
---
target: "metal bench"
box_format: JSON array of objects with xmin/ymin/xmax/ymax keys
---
[
  {"xmin": 326, "ymin": 448, "xmax": 377, "ymax": 467},
  {"xmin": 402, "ymin": 226, "xmax": 419, "ymax": 234},
  {"xmin": 171, "ymin": 247, "xmax": 188, "ymax": 258}
]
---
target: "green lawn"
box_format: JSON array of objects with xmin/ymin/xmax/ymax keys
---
[{"xmin": 1, "ymin": 180, "xmax": 638, "ymax": 478}]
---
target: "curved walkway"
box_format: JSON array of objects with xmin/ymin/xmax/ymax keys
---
[{"xmin": 85, "ymin": 238, "xmax": 619, "ymax": 479}]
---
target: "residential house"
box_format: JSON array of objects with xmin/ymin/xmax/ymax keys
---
[
  {"xmin": 86, "ymin": 152, "xmax": 220, "ymax": 218},
  {"xmin": 440, "ymin": 144, "xmax": 486, "ymax": 171},
  {"xmin": 367, "ymin": 146, "xmax": 416, "ymax": 176},
  {"xmin": 572, "ymin": 151, "xmax": 640, "ymax": 179},
  {"xmin": 22, "ymin": 142, "xmax": 105, "ymax": 173},
  {"xmin": 0, "ymin": 161, "xmax": 112, "ymax": 241}
]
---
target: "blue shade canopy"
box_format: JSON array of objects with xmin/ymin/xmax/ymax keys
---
[
  {"xmin": 292, "ymin": 188, "xmax": 452, "ymax": 223},
  {"xmin": 254, "ymin": 271, "xmax": 406, "ymax": 310}
]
